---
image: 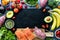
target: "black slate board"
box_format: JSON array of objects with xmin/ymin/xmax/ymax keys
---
[{"xmin": 14, "ymin": 9, "xmax": 51, "ymax": 28}]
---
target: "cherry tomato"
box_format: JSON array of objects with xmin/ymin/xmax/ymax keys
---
[
  {"xmin": 14, "ymin": 8, "xmax": 19, "ymax": 13},
  {"xmin": 17, "ymin": 3, "xmax": 23, "ymax": 9},
  {"xmin": 56, "ymin": 30, "xmax": 60, "ymax": 38},
  {"xmin": 11, "ymin": 3, "xmax": 16, "ymax": 9},
  {"xmin": 46, "ymin": 24, "xmax": 48, "ymax": 28}
]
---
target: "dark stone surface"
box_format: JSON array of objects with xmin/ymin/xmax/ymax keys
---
[{"xmin": 14, "ymin": 9, "xmax": 50, "ymax": 28}]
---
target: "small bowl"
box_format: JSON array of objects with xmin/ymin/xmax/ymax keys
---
[
  {"xmin": 24, "ymin": 0, "xmax": 38, "ymax": 6},
  {"xmin": 5, "ymin": 19, "xmax": 15, "ymax": 29},
  {"xmin": 55, "ymin": 29, "xmax": 60, "ymax": 39}
]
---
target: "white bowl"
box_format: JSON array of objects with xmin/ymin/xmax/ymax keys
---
[
  {"xmin": 55, "ymin": 29, "xmax": 60, "ymax": 39},
  {"xmin": 24, "ymin": 0, "xmax": 38, "ymax": 6}
]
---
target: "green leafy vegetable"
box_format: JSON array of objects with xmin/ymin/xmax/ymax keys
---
[
  {"xmin": 48, "ymin": 0, "xmax": 60, "ymax": 8},
  {"xmin": 25, "ymin": 0, "xmax": 38, "ymax": 6},
  {"xmin": 0, "ymin": 26, "xmax": 16, "ymax": 40}
]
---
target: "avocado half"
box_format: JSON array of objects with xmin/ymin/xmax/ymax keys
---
[
  {"xmin": 6, "ymin": 11, "xmax": 14, "ymax": 18},
  {"xmin": 44, "ymin": 16, "xmax": 52, "ymax": 23}
]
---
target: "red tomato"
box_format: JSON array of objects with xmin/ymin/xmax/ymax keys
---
[
  {"xmin": 46, "ymin": 24, "xmax": 48, "ymax": 28},
  {"xmin": 56, "ymin": 31, "xmax": 60, "ymax": 35},
  {"xmin": 17, "ymin": 3, "xmax": 23, "ymax": 9},
  {"xmin": 15, "ymin": 0, "xmax": 20, "ymax": 4},
  {"xmin": 56, "ymin": 30, "xmax": 60, "ymax": 38},
  {"xmin": 11, "ymin": 3, "xmax": 16, "ymax": 9}
]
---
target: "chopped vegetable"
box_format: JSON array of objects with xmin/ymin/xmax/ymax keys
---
[
  {"xmin": 34, "ymin": 27, "xmax": 46, "ymax": 40},
  {"xmin": 5, "ymin": 19, "xmax": 15, "ymax": 29}
]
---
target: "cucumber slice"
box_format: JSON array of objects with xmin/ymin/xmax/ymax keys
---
[{"xmin": 5, "ymin": 19, "xmax": 15, "ymax": 29}]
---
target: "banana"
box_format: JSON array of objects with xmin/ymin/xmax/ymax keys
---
[
  {"xmin": 53, "ymin": 8, "xmax": 60, "ymax": 26},
  {"xmin": 51, "ymin": 14, "xmax": 56, "ymax": 30},
  {"xmin": 53, "ymin": 8, "xmax": 60, "ymax": 15},
  {"xmin": 52, "ymin": 12, "xmax": 60, "ymax": 28}
]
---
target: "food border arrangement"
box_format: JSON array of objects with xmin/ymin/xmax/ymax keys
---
[{"xmin": 0, "ymin": 0, "xmax": 60, "ymax": 40}]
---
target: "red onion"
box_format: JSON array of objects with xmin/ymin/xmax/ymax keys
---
[
  {"xmin": 34, "ymin": 27, "xmax": 46, "ymax": 39},
  {"xmin": 40, "ymin": 0, "xmax": 47, "ymax": 7},
  {"xmin": 0, "ymin": 15, "xmax": 6, "ymax": 27}
]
